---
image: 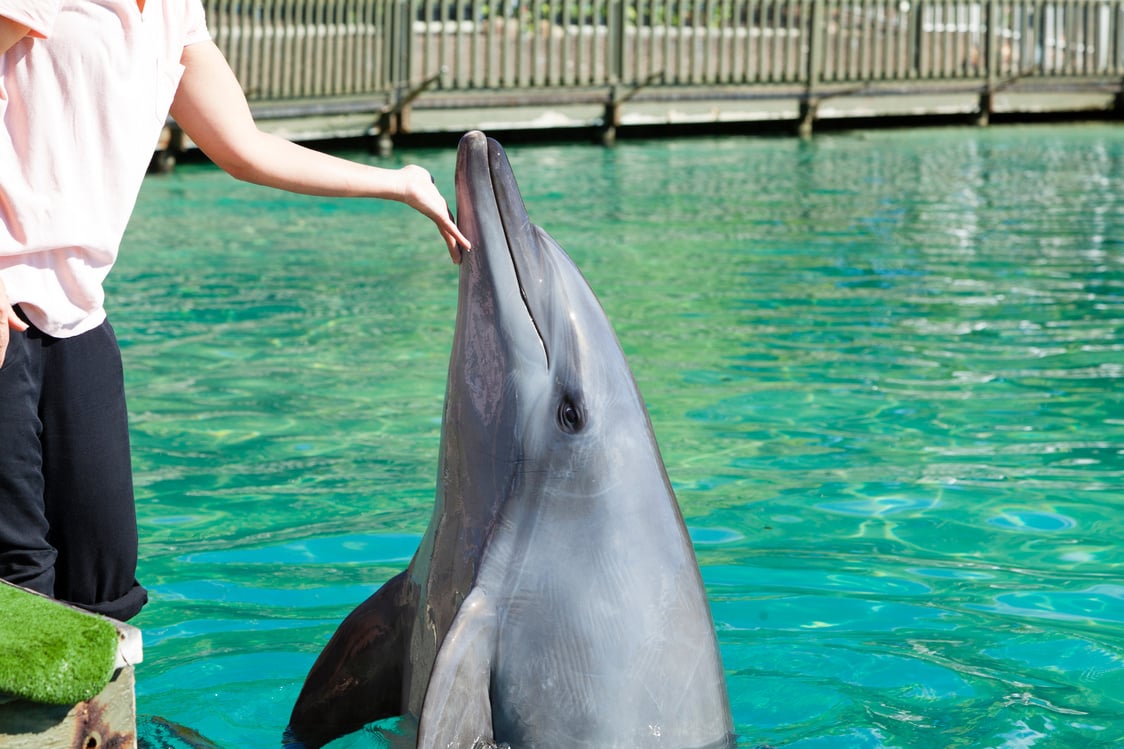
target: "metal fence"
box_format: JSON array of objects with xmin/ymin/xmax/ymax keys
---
[{"xmin": 205, "ymin": 0, "xmax": 1124, "ymax": 102}]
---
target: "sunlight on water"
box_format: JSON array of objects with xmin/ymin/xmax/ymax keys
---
[{"xmin": 116, "ymin": 125, "xmax": 1124, "ymax": 748}]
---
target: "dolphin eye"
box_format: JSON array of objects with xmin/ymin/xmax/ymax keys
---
[{"xmin": 557, "ymin": 397, "xmax": 584, "ymax": 434}]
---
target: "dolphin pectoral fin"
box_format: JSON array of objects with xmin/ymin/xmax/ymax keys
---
[
  {"xmin": 288, "ymin": 570, "xmax": 414, "ymax": 749},
  {"xmin": 417, "ymin": 587, "xmax": 498, "ymax": 749}
]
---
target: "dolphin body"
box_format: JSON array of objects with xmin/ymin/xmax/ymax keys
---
[{"xmin": 287, "ymin": 131, "xmax": 733, "ymax": 749}]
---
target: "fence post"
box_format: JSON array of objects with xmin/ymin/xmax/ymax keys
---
[
  {"xmin": 602, "ymin": 0, "xmax": 629, "ymax": 146},
  {"xmin": 800, "ymin": 0, "xmax": 826, "ymax": 137},
  {"xmin": 377, "ymin": 0, "xmax": 416, "ymax": 155},
  {"xmin": 977, "ymin": 0, "xmax": 998, "ymax": 125}
]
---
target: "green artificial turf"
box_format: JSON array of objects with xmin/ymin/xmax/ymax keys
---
[{"xmin": 0, "ymin": 581, "xmax": 118, "ymax": 705}]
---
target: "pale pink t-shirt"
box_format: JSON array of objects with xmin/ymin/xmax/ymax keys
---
[{"xmin": 0, "ymin": 0, "xmax": 210, "ymax": 338}]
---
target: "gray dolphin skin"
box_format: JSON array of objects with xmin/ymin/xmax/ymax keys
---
[{"xmin": 287, "ymin": 131, "xmax": 733, "ymax": 749}]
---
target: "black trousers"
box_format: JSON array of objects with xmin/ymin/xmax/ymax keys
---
[{"xmin": 0, "ymin": 307, "xmax": 147, "ymax": 621}]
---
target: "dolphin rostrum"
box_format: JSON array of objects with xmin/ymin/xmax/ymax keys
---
[{"xmin": 287, "ymin": 131, "xmax": 733, "ymax": 749}]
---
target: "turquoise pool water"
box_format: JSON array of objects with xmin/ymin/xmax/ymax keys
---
[{"xmin": 116, "ymin": 125, "xmax": 1123, "ymax": 748}]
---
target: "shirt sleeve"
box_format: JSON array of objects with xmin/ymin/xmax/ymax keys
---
[
  {"xmin": 0, "ymin": 0, "xmax": 63, "ymax": 39},
  {"xmin": 183, "ymin": 0, "xmax": 210, "ymax": 46}
]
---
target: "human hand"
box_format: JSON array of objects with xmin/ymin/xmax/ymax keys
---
[
  {"xmin": 0, "ymin": 277, "xmax": 29, "ymax": 369},
  {"xmin": 398, "ymin": 165, "xmax": 471, "ymax": 264}
]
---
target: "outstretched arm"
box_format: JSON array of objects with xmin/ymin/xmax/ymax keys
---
[{"xmin": 170, "ymin": 41, "xmax": 470, "ymax": 262}]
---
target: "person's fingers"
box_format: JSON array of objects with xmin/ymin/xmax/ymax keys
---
[
  {"xmin": 426, "ymin": 203, "xmax": 468, "ymax": 265},
  {"xmin": 449, "ymin": 219, "xmax": 471, "ymax": 254},
  {"xmin": 446, "ymin": 233, "xmax": 463, "ymax": 264},
  {"xmin": 0, "ymin": 303, "xmax": 27, "ymax": 369},
  {"xmin": 400, "ymin": 165, "xmax": 471, "ymax": 262},
  {"xmin": 5, "ymin": 311, "xmax": 28, "ymax": 331}
]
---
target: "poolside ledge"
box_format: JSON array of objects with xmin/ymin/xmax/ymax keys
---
[{"xmin": 0, "ymin": 580, "xmax": 143, "ymax": 749}]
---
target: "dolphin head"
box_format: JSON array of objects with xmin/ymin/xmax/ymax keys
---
[{"xmin": 450, "ymin": 131, "xmax": 655, "ymax": 487}]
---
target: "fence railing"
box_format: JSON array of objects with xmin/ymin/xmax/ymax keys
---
[{"xmin": 204, "ymin": 0, "xmax": 1124, "ymax": 104}]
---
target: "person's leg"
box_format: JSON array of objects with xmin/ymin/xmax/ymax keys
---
[
  {"xmin": 0, "ymin": 315, "xmax": 55, "ymax": 596},
  {"xmin": 39, "ymin": 318, "xmax": 148, "ymax": 621}
]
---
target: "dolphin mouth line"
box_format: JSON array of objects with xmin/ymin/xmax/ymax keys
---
[{"xmin": 489, "ymin": 144, "xmax": 551, "ymax": 368}]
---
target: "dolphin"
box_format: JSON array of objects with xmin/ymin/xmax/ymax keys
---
[{"xmin": 286, "ymin": 131, "xmax": 733, "ymax": 749}]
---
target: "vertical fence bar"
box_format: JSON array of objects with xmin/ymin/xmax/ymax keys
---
[
  {"xmin": 859, "ymin": 0, "xmax": 869, "ymax": 78},
  {"xmin": 327, "ymin": 0, "xmax": 336, "ymax": 93},
  {"xmin": 747, "ymin": 0, "xmax": 756, "ymax": 82},
  {"xmin": 1115, "ymin": 0, "xmax": 1122, "ymax": 73},
  {"xmin": 517, "ymin": 0, "xmax": 524, "ymax": 87},
  {"xmin": 500, "ymin": 0, "xmax": 509, "ymax": 87},
  {"xmin": 887, "ymin": 0, "xmax": 899, "ymax": 77},
  {"xmin": 893, "ymin": 0, "xmax": 902, "ymax": 78},
  {"xmin": 917, "ymin": 0, "xmax": 926, "ymax": 77},
  {"xmin": 937, "ymin": 0, "xmax": 947, "ymax": 77},
  {"xmin": 766, "ymin": 0, "xmax": 777, "ymax": 81},
  {"xmin": 262, "ymin": 0, "xmax": 276, "ymax": 97},
  {"xmin": 526, "ymin": 0, "xmax": 535, "ymax": 86},
  {"xmin": 764, "ymin": 0, "xmax": 773, "ymax": 79},
  {"xmin": 953, "ymin": 0, "xmax": 964, "ymax": 77},
  {"xmin": 880, "ymin": 0, "xmax": 890, "ymax": 79},
  {"xmin": 843, "ymin": 0, "xmax": 854, "ymax": 79},
  {"xmin": 282, "ymin": 0, "xmax": 295, "ymax": 96},
  {"xmin": 874, "ymin": 0, "xmax": 886, "ymax": 79},
  {"xmin": 770, "ymin": 0, "xmax": 780, "ymax": 81},
  {"xmin": 353, "ymin": 0, "xmax": 363, "ymax": 91},
  {"xmin": 559, "ymin": 0, "xmax": 570, "ymax": 85},
  {"xmin": 299, "ymin": 0, "xmax": 312, "ymax": 94},
  {"xmin": 809, "ymin": 0, "xmax": 825, "ymax": 88},
  {"xmin": 691, "ymin": 0, "xmax": 701, "ymax": 83},
  {"xmin": 295, "ymin": 0, "xmax": 306, "ymax": 95},
  {"xmin": 780, "ymin": 0, "xmax": 791, "ymax": 80},
  {"xmin": 247, "ymin": 0, "xmax": 260, "ymax": 97},
  {"xmin": 451, "ymin": 0, "xmax": 462, "ymax": 87},
  {"xmin": 331, "ymin": 0, "xmax": 343, "ymax": 93},
  {"xmin": 935, "ymin": 0, "xmax": 944, "ymax": 75},
  {"xmin": 1083, "ymin": 0, "xmax": 1093, "ymax": 72},
  {"xmin": 323, "ymin": 0, "xmax": 333, "ymax": 94},
  {"xmin": 634, "ymin": 0, "xmax": 645, "ymax": 82},
  {"xmin": 685, "ymin": 0, "xmax": 694, "ymax": 82},
  {"xmin": 670, "ymin": 0, "xmax": 679, "ymax": 81},
  {"xmin": 1116, "ymin": 0, "xmax": 1123, "ymax": 73},
  {"xmin": 346, "ymin": 0, "xmax": 358, "ymax": 93},
  {"xmin": 722, "ymin": 0, "xmax": 730, "ymax": 82},
  {"xmin": 313, "ymin": 0, "xmax": 324, "ymax": 95},
  {"xmin": 610, "ymin": 0, "xmax": 625, "ymax": 82},
  {"xmin": 600, "ymin": 0, "xmax": 611, "ymax": 84},
  {"xmin": 1065, "ymin": 0, "xmax": 1076, "ymax": 73},
  {"xmin": 483, "ymin": 0, "xmax": 493, "ymax": 87},
  {"xmin": 547, "ymin": 0, "xmax": 556, "ymax": 86},
  {"xmin": 420, "ymin": 0, "xmax": 432, "ymax": 81},
  {"xmin": 911, "ymin": 0, "xmax": 924, "ymax": 77},
  {"xmin": 702, "ymin": 0, "xmax": 714, "ymax": 82}
]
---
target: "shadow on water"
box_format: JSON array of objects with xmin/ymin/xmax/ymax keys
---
[
  {"xmin": 139, "ymin": 715, "xmax": 421, "ymax": 749},
  {"xmin": 139, "ymin": 716, "xmax": 224, "ymax": 749}
]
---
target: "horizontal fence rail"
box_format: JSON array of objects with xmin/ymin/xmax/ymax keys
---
[{"xmin": 204, "ymin": 0, "xmax": 1124, "ymax": 105}]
